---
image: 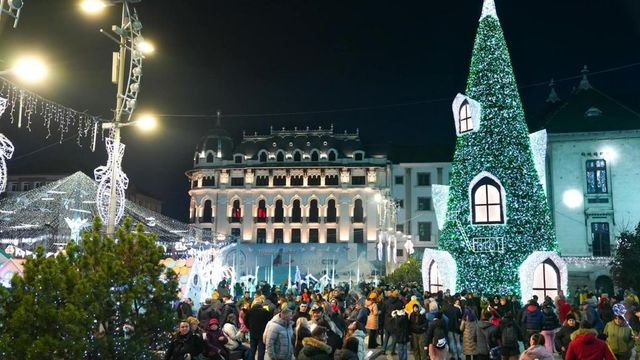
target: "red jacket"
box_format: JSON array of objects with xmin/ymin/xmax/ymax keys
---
[
  {"xmin": 565, "ymin": 329, "xmax": 615, "ymax": 360},
  {"xmin": 557, "ymin": 299, "xmax": 571, "ymax": 323}
]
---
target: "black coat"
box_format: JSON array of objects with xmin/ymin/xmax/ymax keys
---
[
  {"xmin": 554, "ymin": 323, "xmax": 578, "ymax": 353},
  {"xmin": 383, "ymin": 297, "xmax": 404, "ymax": 331},
  {"xmin": 393, "ymin": 312, "xmax": 411, "ymax": 343},
  {"xmin": 409, "ymin": 311, "xmax": 427, "ymax": 334},
  {"xmin": 334, "ymin": 349, "xmax": 358, "ymax": 360},
  {"xmin": 198, "ymin": 304, "xmax": 221, "ymax": 329},
  {"xmin": 164, "ymin": 333, "xmax": 204, "ymax": 360},
  {"xmin": 244, "ymin": 304, "xmax": 272, "ymax": 340}
]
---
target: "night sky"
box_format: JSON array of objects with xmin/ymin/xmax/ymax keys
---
[{"xmin": 1, "ymin": 0, "xmax": 639, "ymax": 221}]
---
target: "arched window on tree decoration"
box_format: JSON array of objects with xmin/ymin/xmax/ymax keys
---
[{"xmin": 471, "ymin": 177, "xmax": 504, "ymax": 224}]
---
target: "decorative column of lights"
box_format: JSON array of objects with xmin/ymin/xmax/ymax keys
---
[
  {"xmin": 0, "ymin": 99, "xmax": 14, "ymax": 194},
  {"xmin": 0, "ymin": 0, "xmax": 24, "ymax": 28},
  {"xmin": 94, "ymin": 137, "xmax": 129, "ymax": 228},
  {"xmin": 92, "ymin": 0, "xmax": 148, "ymax": 235}
]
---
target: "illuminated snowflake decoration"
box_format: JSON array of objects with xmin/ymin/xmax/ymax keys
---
[
  {"xmin": 94, "ymin": 137, "xmax": 129, "ymax": 226},
  {"xmin": 0, "ymin": 133, "xmax": 15, "ymax": 194},
  {"xmin": 529, "ymin": 129, "xmax": 548, "ymax": 193},
  {"xmin": 432, "ymin": 184, "xmax": 450, "ymax": 230}
]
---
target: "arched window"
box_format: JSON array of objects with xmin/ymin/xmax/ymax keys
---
[
  {"xmin": 532, "ymin": 259, "xmax": 560, "ymax": 300},
  {"xmin": 231, "ymin": 200, "xmax": 242, "ymax": 222},
  {"xmin": 328, "ymin": 150, "xmax": 337, "ymax": 161},
  {"xmin": 459, "ymin": 100, "xmax": 472, "ymax": 133},
  {"xmin": 354, "ymin": 152, "xmax": 364, "ymax": 161},
  {"xmin": 259, "ymin": 151, "xmax": 267, "ymax": 162},
  {"xmin": 206, "ymin": 153, "xmax": 214, "ymax": 163},
  {"xmin": 257, "ymin": 199, "xmax": 267, "ymax": 222},
  {"xmin": 353, "ymin": 199, "xmax": 364, "ymax": 223},
  {"xmin": 309, "ymin": 199, "xmax": 319, "ymax": 223},
  {"xmin": 326, "ymin": 199, "xmax": 337, "ymax": 223},
  {"xmin": 202, "ymin": 200, "xmax": 213, "ymax": 223},
  {"xmin": 429, "ymin": 261, "xmax": 443, "ymax": 293},
  {"xmin": 291, "ymin": 199, "xmax": 302, "ymax": 223},
  {"xmin": 311, "ymin": 150, "xmax": 319, "ymax": 162},
  {"xmin": 274, "ymin": 200, "xmax": 284, "ymax": 223},
  {"xmin": 293, "ymin": 151, "xmax": 302, "ymax": 162},
  {"xmin": 472, "ymin": 177, "xmax": 504, "ymax": 224},
  {"xmin": 276, "ymin": 151, "xmax": 285, "ymax": 162}
]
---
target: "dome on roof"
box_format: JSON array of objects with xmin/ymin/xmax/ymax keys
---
[{"xmin": 193, "ymin": 127, "xmax": 234, "ymax": 167}]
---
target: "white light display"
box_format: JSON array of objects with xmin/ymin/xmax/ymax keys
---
[
  {"xmin": 432, "ymin": 184, "xmax": 449, "ymax": 231},
  {"xmin": 65, "ymin": 217, "xmax": 89, "ymax": 242},
  {"xmin": 519, "ymin": 251, "xmax": 567, "ymax": 302},
  {"xmin": 529, "ymin": 129, "xmax": 547, "ymax": 193},
  {"xmin": 94, "ymin": 137, "xmax": 129, "ymax": 227},
  {"xmin": 480, "ymin": 0, "xmax": 497, "ymax": 20},
  {"xmin": 0, "ymin": 96, "xmax": 7, "ymax": 116},
  {"xmin": 0, "ymin": 133, "xmax": 14, "ymax": 194},
  {"xmin": 421, "ymin": 249, "xmax": 458, "ymax": 293}
]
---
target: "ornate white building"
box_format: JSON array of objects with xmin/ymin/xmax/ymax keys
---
[{"xmin": 186, "ymin": 123, "xmax": 388, "ymax": 248}]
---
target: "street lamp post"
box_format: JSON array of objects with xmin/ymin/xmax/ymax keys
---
[{"xmin": 82, "ymin": 0, "xmax": 153, "ymax": 235}]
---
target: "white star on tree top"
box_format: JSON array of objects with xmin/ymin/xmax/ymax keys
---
[{"xmin": 480, "ymin": 0, "xmax": 498, "ymax": 20}]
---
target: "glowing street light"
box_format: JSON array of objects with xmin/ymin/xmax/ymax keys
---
[
  {"xmin": 11, "ymin": 57, "xmax": 48, "ymax": 83},
  {"xmin": 134, "ymin": 114, "xmax": 157, "ymax": 131},
  {"xmin": 562, "ymin": 189, "xmax": 583, "ymax": 209},
  {"xmin": 79, "ymin": 0, "xmax": 107, "ymax": 14}
]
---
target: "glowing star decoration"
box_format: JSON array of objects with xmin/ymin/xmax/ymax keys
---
[
  {"xmin": 94, "ymin": 137, "xmax": 129, "ymax": 227},
  {"xmin": 0, "ymin": 96, "xmax": 7, "ymax": 116},
  {"xmin": 0, "ymin": 133, "xmax": 15, "ymax": 194},
  {"xmin": 432, "ymin": 184, "xmax": 450, "ymax": 230},
  {"xmin": 529, "ymin": 129, "xmax": 548, "ymax": 193},
  {"xmin": 65, "ymin": 217, "xmax": 89, "ymax": 242}
]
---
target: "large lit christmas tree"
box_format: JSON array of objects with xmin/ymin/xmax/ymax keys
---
[{"xmin": 437, "ymin": 0, "xmax": 558, "ymax": 295}]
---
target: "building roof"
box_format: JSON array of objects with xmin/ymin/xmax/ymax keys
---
[
  {"xmin": 235, "ymin": 125, "xmax": 365, "ymax": 159},
  {"xmin": 536, "ymin": 76, "xmax": 640, "ymax": 134}
]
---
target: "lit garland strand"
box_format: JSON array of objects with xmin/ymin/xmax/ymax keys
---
[
  {"xmin": 436, "ymin": 2, "xmax": 560, "ymax": 296},
  {"xmin": 0, "ymin": 78, "xmax": 100, "ymax": 147}
]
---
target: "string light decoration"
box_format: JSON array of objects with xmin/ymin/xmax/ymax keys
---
[
  {"xmin": 0, "ymin": 171, "xmax": 188, "ymax": 246},
  {"xmin": 432, "ymin": 184, "xmax": 450, "ymax": 230},
  {"xmin": 94, "ymin": 137, "xmax": 129, "ymax": 228},
  {"xmin": 529, "ymin": 130, "xmax": 548, "ymax": 193},
  {"xmin": 421, "ymin": 249, "xmax": 458, "ymax": 293},
  {"xmin": 518, "ymin": 251, "xmax": 568, "ymax": 302},
  {"xmin": 0, "ymin": 133, "xmax": 14, "ymax": 194},
  {"xmin": 0, "ymin": 79, "xmax": 99, "ymax": 147},
  {"xmin": 436, "ymin": 0, "xmax": 558, "ymax": 295}
]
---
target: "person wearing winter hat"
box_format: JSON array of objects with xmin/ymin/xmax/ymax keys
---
[
  {"xmin": 604, "ymin": 314, "xmax": 634, "ymax": 360},
  {"xmin": 204, "ymin": 318, "xmax": 228, "ymax": 360},
  {"xmin": 554, "ymin": 313, "xmax": 578, "ymax": 358}
]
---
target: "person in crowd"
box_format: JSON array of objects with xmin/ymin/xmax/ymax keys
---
[
  {"xmin": 186, "ymin": 316, "xmax": 204, "ymax": 338},
  {"xmin": 204, "ymin": 318, "xmax": 228, "ymax": 360},
  {"xmin": 293, "ymin": 317, "xmax": 311, "ymax": 358},
  {"xmin": 460, "ymin": 307, "xmax": 478, "ymax": 359},
  {"xmin": 497, "ymin": 314, "xmax": 521, "ymax": 360},
  {"xmin": 165, "ymin": 320, "xmax": 204, "ymax": 360},
  {"xmin": 443, "ymin": 297, "xmax": 463, "ymax": 360},
  {"xmin": 342, "ymin": 321, "xmax": 366, "ymax": 360},
  {"xmin": 365, "ymin": 293, "xmax": 380, "ymax": 349},
  {"xmin": 309, "ymin": 303, "xmax": 342, "ymax": 338},
  {"xmin": 237, "ymin": 291, "xmax": 252, "ymax": 310},
  {"xmin": 556, "ymin": 295, "xmax": 572, "ymax": 323},
  {"xmin": 244, "ymin": 298, "xmax": 272, "ymax": 360},
  {"xmin": 350, "ymin": 299, "xmax": 369, "ymax": 329},
  {"xmin": 198, "ymin": 298, "xmax": 221, "ymax": 330},
  {"xmin": 220, "ymin": 294, "xmax": 240, "ymax": 327},
  {"xmin": 177, "ymin": 298, "xmax": 194, "ymax": 320},
  {"xmin": 598, "ymin": 294, "xmax": 615, "ymax": 325},
  {"xmin": 298, "ymin": 325, "xmax": 332, "ymax": 360},
  {"xmin": 263, "ymin": 307, "xmax": 294, "ymax": 360},
  {"xmin": 629, "ymin": 307, "xmax": 640, "ymax": 360},
  {"xmin": 520, "ymin": 299, "xmax": 543, "ymax": 341},
  {"xmin": 581, "ymin": 300, "xmax": 605, "ymax": 336},
  {"xmin": 335, "ymin": 337, "xmax": 360, "ymax": 360},
  {"xmin": 222, "ymin": 313, "xmax": 251, "ymax": 360},
  {"xmin": 409, "ymin": 304, "xmax": 427, "ymax": 360},
  {"xmin": 476, "ymin": 310, "xmax": 498, "ymax": 360},
  {"xmin": 293, "ymin": 302, "xmax": 310, "ymax": 324},
  {"xmin": 391, "ymin": 308, "xmax": 411, "ymax": 360},
  {"xmin": 539, "ymin": 300, "xmax": 559, "ymax": 354},
  {"xmin": 382, "ymin": 290, "xmax": 404, "ymax": 355},
  {"xmin": 565, "ymin": 320, "xmax": 616, "ymax": 360},
  {"xmin": 519, "ymin": 333, "xmax": 553, "ymax": 360},
  {"xmin": 554, "ymin": 313, "xmax": 578, "ymax": 359},
  {"xmin": 603, "ymin": 314, "xmax": 634, "ymax": 360},
  {"xmin": 317, "ymin": 318, "xmax": 342, "ymax": 356},
  {"xmin": 425, "ymin": 312, "xmax": 450, "ymax": 360}
]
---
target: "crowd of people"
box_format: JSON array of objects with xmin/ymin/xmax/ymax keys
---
[{"xmin": 163, "ymin": 281, "xmax": 640, "ymax": 360}]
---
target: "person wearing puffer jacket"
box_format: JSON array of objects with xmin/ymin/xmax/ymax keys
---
[
  {"xmin": 222, "ymin": 313, "xmax": 251, "ymax": 360},
  {"xmin": 298, "ymin": 326, "xmax": 332, "ymax": 360},
  {"xmin": 409, "ymin": 304, "xmax": 427, "ymax": 360},
  {"xmin": 343, "ymin": 321, "xmax": 366, "ymax": 360},
  {"xmin": 459, "ymin": 307, "xmax": 477, "ymax": 358},
  {"xmin": 519, "ymin": 333, "xmax": 553, "ymax": 360},
  {"xmin": 264, "ymin": 308, "xmax": 294, "ymax": 360},
  {"xmin": 565, "ymin": 320, "xmax": 616, "ymax": 360},
  {"xmin": 603, "ymin": 315, "xmax": 634, "ymax": 360}
]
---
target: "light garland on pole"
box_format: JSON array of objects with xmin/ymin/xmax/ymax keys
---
[{"xmin": 94, "ymin": 137, "xmax": 129, "ymax": 229}]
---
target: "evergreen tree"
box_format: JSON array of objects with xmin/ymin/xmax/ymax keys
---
[
  {"xmin": 438, "ymin": 1, "xmax": 557, "ymax": 295},
  {"xmin": 610, "ymin": 223, "xmax": 640, "ymax": 291},
  {"xmin": 384, "ymin": 256, "xmax": 422, "ymax": 285},
  {"xmin": 0, "ymin": 217, "xmax": 178, "ymax": 359}
]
